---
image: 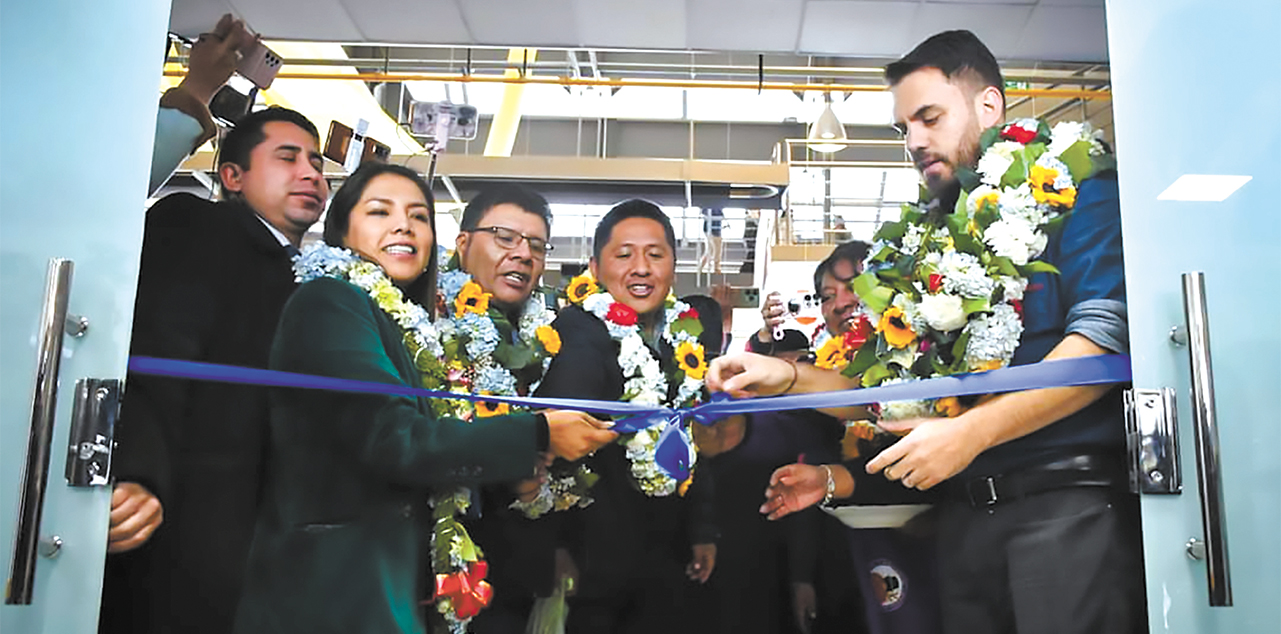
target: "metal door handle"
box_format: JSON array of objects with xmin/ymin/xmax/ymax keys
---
[
  {"xmin": 1181, "ymin": 271, "xmax": 1232, "ymax": 607},
  {"xmin": 5, "ymin": 259, "xmax": 74, "ymax": 605}
]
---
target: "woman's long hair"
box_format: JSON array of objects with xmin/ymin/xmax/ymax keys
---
[{"xmin": 323, "ymin": 162, "xmax": 438, "ymax": 316}]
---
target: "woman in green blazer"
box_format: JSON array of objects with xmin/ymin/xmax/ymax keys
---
[{"xmin": 232, "ymin": 163, "xmax": 615, "ymax": 634}]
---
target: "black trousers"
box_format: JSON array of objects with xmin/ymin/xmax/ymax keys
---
[{"xmin": 937, "ymin": 486, "xmax": 1147, "ymax": 634}]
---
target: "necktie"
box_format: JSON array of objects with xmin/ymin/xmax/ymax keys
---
[{"xmin": 286, "ymin": 244, "xmax": 301, "ymax": 258}]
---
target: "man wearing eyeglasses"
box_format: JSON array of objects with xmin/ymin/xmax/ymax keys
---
[
  {"xmin": 455, "ymin": 185, "xmax": 555, "ymax": 314},
  {"xmin": 453, "ymin": 184, "xmax": 564, "ymax": 633}
]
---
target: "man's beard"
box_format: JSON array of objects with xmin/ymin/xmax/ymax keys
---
[{"xmin": 915, "ymin": 113, "xmax": 983, "ymax": 203}]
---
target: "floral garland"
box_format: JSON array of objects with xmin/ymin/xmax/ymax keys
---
[
  {"xmin": 293, "ymin": 244, "xmax": 485, "ymax": 632},
  {"xmin": 432, "ymin": 261, "xmax": 597, "ymax": 518},
  {"xmin": 565, "ymin": 271, "xmax": 707, "ymax": 496},
  {"xmin": 831, "ymin": 119, "xmax": 1110, "ymax": 421}
]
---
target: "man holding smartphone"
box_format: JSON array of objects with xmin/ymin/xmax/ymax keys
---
[
  {"xmin": 150, "ymin": 14, "xmax": 257, "ymax": 193},
  {"xmin": 751, "ymin": 240, "xmax": 870, "ymax": 354},
  {"xmin": 101, "ymin": 103, "xmax": 328, "ymax": 634}
]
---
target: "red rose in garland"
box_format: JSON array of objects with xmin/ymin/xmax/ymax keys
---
[
  {"xmin": 606, "ymin": 302, "xmax": 639, "ymax": 326},
  {"xmin": 1000, "ymin": 121, "xmax": 1038, "ymax": 144},
  {"xmin": 844, "ymin": 314, "xmax": 874, "ymax": 349}
]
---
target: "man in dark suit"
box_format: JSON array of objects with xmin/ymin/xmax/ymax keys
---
[
  {"xmin": 100, "ymin": 106, "xmax": 328, "ymax": 634},
  {"xmin": 536, "ymin": 200, "xmax": 718, "ymax": 634}
]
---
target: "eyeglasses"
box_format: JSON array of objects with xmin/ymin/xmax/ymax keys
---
[{"xmin": 469, "ymin": 225, "xmax": 554, "ymax": 256}]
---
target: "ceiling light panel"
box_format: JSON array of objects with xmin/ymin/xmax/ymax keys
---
[
  {"xmin": 574, "ymin": 0, "xmax": 687, "ymax": 49},
  {"xmin": 687, "ymin": 0, "xmax": 804, "ymax": 52},
  {"xmin": 1157, "ymin": 175, "xmax": 1252, "ymax": 202},
  {"xmin": 458, "ymin": 0, "xmax": 580, "ymax": 47},
  {"xmin": 347, "ymin": 0, "xmax": 471, "ymax": 44},
  {"xmin": 799, "ymin": 1, "xmax": 917, "ymax": 56},
  {"xmin": 1012, "ymin": 6, "xmax": 1108, "ymax": 62}
]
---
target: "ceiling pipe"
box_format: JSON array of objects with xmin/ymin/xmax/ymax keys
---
[{"xmin": 161, "ymin": 67, "xmax": 1112, "ymax": 100}]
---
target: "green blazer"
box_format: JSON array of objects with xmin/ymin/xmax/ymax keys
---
[{"xmin": 232, "ymin": 277, "xmax": 542, "ymax": 634}]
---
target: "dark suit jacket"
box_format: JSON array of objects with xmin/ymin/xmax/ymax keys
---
[
  {"xmin": 535, "ymin": 305, "xmax": 718, "ymax": 600},
  {"xmin": 101, "ymin": 194, "xmax": 298, "ymax": 634},
  {"xmin": 232, "ymin": 277, "xmax": 543, "ymax": 634}
]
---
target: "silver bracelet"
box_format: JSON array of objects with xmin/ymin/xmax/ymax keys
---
[{"xmin": 821, "ymin": 464, "xmax": 835, "ymax": 507}]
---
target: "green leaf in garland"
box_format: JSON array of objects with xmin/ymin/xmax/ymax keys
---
[
  {"xmin": 1023, "ymin": 142, "xmax": 1047, "ymax": 165},
  {"xmin": 493, "ymin": 341, "xmax": 535, "ymax": 370},
  {"xmin": 953, "ymin": 188, "xmax": 969, "ymax": 217},
  {"xmin": 946, "ymin": 213, "xmax": 983, "ymax": 254},
  {"xmin": 961, "ymin": 296, "xmax": 991, "ymax": 315},
  {"xmin": 672, "ymin": 317, "xmax": 704, "ymax": 338},
  {"xmin": 1035, "ymin": 119, "xmax": 1053, "ymax": 143},
  {"xmin": 978, "ymin": 125, "xmax": 1002, "ymax": 152},
  {"xmin": 1058, "ymin": 140, "xmax": 1095, "ymax": 183},
  {"xmin": 457, "ymin": 533, "xmax": 479, "ymax": 562},
  {"xmin": 874, "ymin": 219, "xmax": 908, "ymax": 242},
  {"xmin": 929, "ymin": 349, "xmax": 952, "ymax": 377},
  {"xmin": 991, "ymin": 256, "xmax": 1020, "ymax": 277},
  {"xmin": 861, "ymin": 362, "xmax": 896, "ymax": 387},
  {"xmin": 842, "ymin": 343, "xmax": 879, "ymax": 378},
  {"xmin": 950, "ymin": 330, "xmax": 971, "ymax": 365},
  {"xmin": 901, "ymin": 204, "xmax": 925, "ymax": 225},
  {"xmin": 871, "ymin": 244, "xmax": 896, "ymax": 263},
  {"xmin": 999, "ymin": 151, "xmax": 1030, "ymax": 190},
  {"xmin": 852, "ymin": 273, "xmax": 893, "ymax": 313},
  {"xmin": 911, "ymin": 348, "xmax": 937, "ymax": 377},
  {"xmin": 1020, "ymin": 260, "xmax": 1061, "ymax": 275},
  {"xmin": 955, "ymin": 166, "xmax": 982, "ymax": 193}
]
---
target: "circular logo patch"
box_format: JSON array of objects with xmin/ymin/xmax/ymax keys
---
[{"xmin": 869, "ymin": 560, "xmax": 907, "ymax": 612}]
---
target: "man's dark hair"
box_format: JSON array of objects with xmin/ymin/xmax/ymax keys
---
[
  {"xmin": 592, "ymin": 199, "xmax": 677, "ymax": 262},
  {"xmin": 323, "ymin": 162, "xmax": 438, "ymax": 310},
  {"xmin": 884, "ymin": 30, "xmax": 1005, "ymax": 101},
  {"xmin": 216, "ymin": 106, "xmax": 321, "ymax": 172},
  {"xmin": 813, "ymin": 240, "xmax": 870, "ymax": 291},
  {"xmin": 459, "ymin": 184, "xmax": 553, "ymax": 235}
]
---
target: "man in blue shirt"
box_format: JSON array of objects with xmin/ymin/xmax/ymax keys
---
[{"xmin": 709, "ymin": 30, "xmax": 1143, "ymax": 634}]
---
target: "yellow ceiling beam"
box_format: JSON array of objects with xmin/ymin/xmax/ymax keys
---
[{"xmin": 483, "ymin": 48, "xmax": 537, "ymax": 157}]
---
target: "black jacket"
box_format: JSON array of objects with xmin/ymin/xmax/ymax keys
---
[
  {"xmin": 535, "ymin": 305, "xmax": 718, "ymax": 599},
  {"xmin": 101, "ymin": 193, "xmax": 298, "ymax": 634}
]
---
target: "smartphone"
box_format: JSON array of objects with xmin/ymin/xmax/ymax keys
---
[
  {"xmin": 236, "ymin": 40, "xmax": 282, "ymax": 90},
  {"xmin": 323, "ymin": 120, "xmax": 391, "ymax": 168},
  {"xmin": 729, "ymin": 286, "xmax": 761, "ymax": 308},
  {"xmin": 409, "ymin": 101, "xmax": 479, "ymax": 140}
]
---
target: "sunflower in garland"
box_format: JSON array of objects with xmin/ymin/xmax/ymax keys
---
[
  {"xmin": 455, "ymin": 281, "xmax": 491, "ymax": 318},
  {"xmin": 566, "ymin": 272, "xmax": 598, "ymax": 304},
  {"xmin": 877, "ymin": 306, "xmax": 916, "ymax": 349},
  {"xmin": 1028, "ymin": 164, "xmax": 1077, "ymax": 208},
  {"xmin": 815, "ymin": 336, "xmax": 848, "ymax": 370},
  {"xmin": 535, "ymin": 324, "xmax": 562, "ymax": 355},
  {"xmin": 675, "ymin": 340, "xmax": 707, "ymax": 380},
  {"xmin": 476, "ymin": 394, "xmax": 510, "ymax": 418}
]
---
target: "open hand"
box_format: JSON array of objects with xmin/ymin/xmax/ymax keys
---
[{"xmin": 759, "ymin": 463, "xmax": 826, "ymax": 520}]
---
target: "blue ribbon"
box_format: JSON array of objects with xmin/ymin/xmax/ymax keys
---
[{"xmin": 127, "ymin": 354, "xmax": 1131, "ymax": 480}]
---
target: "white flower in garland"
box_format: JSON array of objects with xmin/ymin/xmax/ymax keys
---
[
  {"xmin": 996, "ymin": 184, "xmax": 1044, "ymax": 224},
  {"xmin": 983, "ymin": 216, "xmax": 1047, "ymax": 266},
  {"xmin": 294, "ymin": 243, "xmax": 488, "ymax": 630},
  {"xmin": 568, "ymin": 277, "xmax": 707, "ymax": 497},
  {"xmin": 976, "ymin": 140, "xmax": 1025, "ymax": 186},
  {"xmin": 938, "ymin": 251, "xmax": 996, "ymax": 299},
  {"xmin": 964, "ymin": 303, "xmax": 1024, "ymax": 369},
  {"xmin": 838, "ymin": 118, "xmax": 1108, "ymax": 421},
  {"xmin": 917, "ymin": 293, "xmax": 968, "ymax": 332}
]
